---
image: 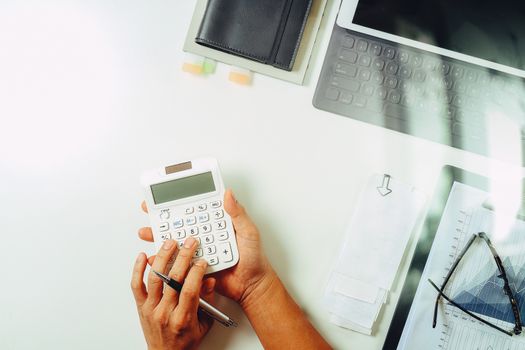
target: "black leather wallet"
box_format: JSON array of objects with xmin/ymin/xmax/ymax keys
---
[{"xmin": 195, "ymin": 0, "xmax": 313, "ymax": 71}]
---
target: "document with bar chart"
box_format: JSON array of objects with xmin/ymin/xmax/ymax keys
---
[{"xmin": 399, "ymin": 182, "xmax": 525, "ymax": 350}]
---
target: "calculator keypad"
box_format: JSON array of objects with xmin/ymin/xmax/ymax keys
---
[{"xmin": 158, "ymin": 199, "xmax": 233, "ymax": 268}]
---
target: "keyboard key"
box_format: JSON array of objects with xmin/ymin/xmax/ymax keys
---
[
  {"xmin": 198, "ymin": 213, "xmax": 210, "ymax": 223},
  {"xmin": 325, "ymin": 87, "xmax": 340, "ymax": 101},
  {"xmin": 218, "ymin": 242, "xmax": 234, "ymax": 262},
  {"xmin": 383, "ymin": 47, "xmax": 396, "ymax": 59},
  {"xmin": 413, "ymin": 70, "xmax": 426, "ymax": 83},
  {"xmin": 197, "ymin": 204, "xmax": 207, "ymax": 211},
  {"xmin": 384, "ymin": 76, "xmax": 398, "ymax": 89},
  {"xmin": 399, "ymin": 66, "xmax": 412, "ymax": 79},
  {"xmin": 410, "ymin": 55, "xmax": 423, "ymax": 67},
  {"xmin": 185, "ymin": 216, "xmax": 197, "ymax": 226},
  {"xmin": 358, "ymin": 69, "xmax": 371, "ymax": 81},
  {"xmin": 356, "ymin": 39, "xmax": 368, "ymax": 52},
  {"xmin": 173, "ymin": 218, "xmax": 184, "ymax": 229},
  {"xmin": 339, "ymin": 92, "xmax": 353, "ymax": 104},
  {"xmin": 452, "ymin": 67, "xmax": 464, "ymax": 79},
  {"xmin": 210, "ymin": 200, "xmax": 222, "ymax": 208},
  {"xmin": 175, "ymin": 230, "xmax": 186, "ymax": 239},
  {"xmin": 358, "ymin": 55, "xmax": 372, "ymax": 67},
  {"xmin": 161, "ymin": 233, "xmax": 172, "ymax": 241},
  {"xmin": 184, "ymin": 207, "xmax": 194, "ymax": 215},
  {"xmin": 217, "ymin": 232, "xmax": 229, "ymax": 241},
  {"xmin": 370, "ymin": 43, "xmax": 382, "ymax": 56},
  {"xmin": 338, "ymin": 49, "xmax": 358, "ymax": 63},
  {"xmin": 207, "ymin": 256, "xmax": 219, "ymax": 266},
  {"xmin": 373, "ymin": 58, "xmax": 386, "ymax": 71},
  {"xmin": 160, "ymin": 209, "xmax": 171, "ymax": 220},
  {"xmin": 398, "ymin": 50, "xmax": 409, "ymax": 64},
  {"xmin": 212, "ymin": 209, "xmax": 224, "ymax": 219},
  {"xmin": 334, "ymin": 63, "xmax": 358, "ymax": 77},
  {"xmin": 159, "ymin": 223, "xmax": 169, "ymax": 232},
  {"xmin": 353, "ymin": 95, "xmax": 367, "ymax": 108},
  {"xmin": 205, "ymin": 245, "xmax": 217, "ymax": 255},
  {"xmin": 386, "ymin": 62, "xmax": 399, "ymax": 75},
  {"xmin": 371, "ymin": 71, "xmax": 384, "ymax": 85},
  {"xmin": 203, "ymin": 234, "xmax": 214, "ymax": 245},
  {"xmin": 200, "ymin": 224, "xmax": 212, "ymax": 234},
  {"xmin": 188, "ymin": 227, "xmax": 199, "ymax": 236},
  {"xmin": 213, "ymin": 220, "xmax": 227, "ymax": 230},
  {"xmin": 376, "ymin": 87, "xmax": 388, "ymax": 100},
  {"xmin": 438, "ymin": 63, "xmax": 450, "ymax": 75},
  {"xmin": 388, "ymin": 90, "xmax": 402, "ymax": 104},
  {"xmin": 331, "ymin": 76, "xmax": 360, "ymax": 92},
  {"xmin": 384, "ymin": 103, "xmax": 412, "ymax": 120},
  {"xmin": 194, "ymin": 248, "xmax": 203, "ymax": 258},
  {"xmin": 361, "ymin": 83, "xmax": 375, "ymax": 96},
  {"xmin": 342, "ymin": 35, "xmax": 355, "ymax": 48}
]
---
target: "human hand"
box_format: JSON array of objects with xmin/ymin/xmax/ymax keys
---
[
  {"xmin": 138, "ymin": 190, "xmax": 277, "ymax": 307},
  {"xmin": 131, "ymin": 237, "xmax": 215, "ymax": 350}
]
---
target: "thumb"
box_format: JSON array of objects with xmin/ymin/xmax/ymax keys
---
[{"xmin": 224, "ymin": 189, "xmax": 260, "ymax": 240}]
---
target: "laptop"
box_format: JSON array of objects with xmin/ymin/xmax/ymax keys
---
[{"xmin": 313, "ymin": 0, "xmax": 525, "ymax": 163}]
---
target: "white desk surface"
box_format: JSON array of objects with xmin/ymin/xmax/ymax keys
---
[{"xmin": 1, "ymin": 1, "xmax": 523, "ymax": 349}]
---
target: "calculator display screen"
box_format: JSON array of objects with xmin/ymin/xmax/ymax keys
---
[{"xmin": 151, "ymin": 172, "xmax": 216, "ymax": 204}]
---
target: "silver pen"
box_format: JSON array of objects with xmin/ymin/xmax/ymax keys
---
[{"xmin": 153, "ymin": 270, "xmax": 238, "ymax": 327}]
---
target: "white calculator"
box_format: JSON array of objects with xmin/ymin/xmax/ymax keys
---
[{"xmin": 141, "ymin": 158, "xmax": 239, "ymax": 274}]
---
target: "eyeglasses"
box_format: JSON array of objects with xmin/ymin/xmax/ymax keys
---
[{"xmin": 428, "ymin": 232, "xmax": 523, "ymax": 336}]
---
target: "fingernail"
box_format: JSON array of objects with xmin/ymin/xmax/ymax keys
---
[
  {"xmin": 195, "ymin": 259, "xmax": 208, "ymax": 268},
  {"xmin": 184, "ymin": 237, "xmax": 196, "ymax": 248},
  {"xmin": 206, "ymin": 279, "xmax": 216, "ymax": 293},
  {"xmin": 163, "ymin": 240, "xmax": 175, "ymax": 250}
]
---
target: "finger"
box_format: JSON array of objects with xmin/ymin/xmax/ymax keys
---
[
  {"xmin": 157, "ymin": 237, "xmax": 199, "ymax": 311},
  {"xmin": 131, "ymin": 253, "xmax": 148, "ymax": 307},
  {"xmin": 146, "ymin": 240, "xmax": 178, "ymax": 306},
  {"xmin": 224, "ymin": 189, "xmax": 260, "ymax": 240},
  {"xmin": 141, "ymin": 201, "xmax": 148, "ymax": 213},
  {"xmin": 147, "ymin": 255, "xmax": 156, "ymax": 266},
  {"xmin": 174, "ymin": 259, "xmax": 208, "ymax": 319},
  {"xmin": 200, "ymin": 277, "xmax": 216, "ymax": 300},
  {"xmin": 138, "ymin": 227, "xmax": 154, "ymax": 242}
]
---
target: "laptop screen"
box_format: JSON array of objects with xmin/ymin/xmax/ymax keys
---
[{"xmin": 353, "ymin": 0, "xmax": 525, "ymax": 71}]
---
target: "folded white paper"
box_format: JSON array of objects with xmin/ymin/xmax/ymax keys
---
[{"xmin": 324, "ymin": 174, "xmax": 426, "ymax": 334}]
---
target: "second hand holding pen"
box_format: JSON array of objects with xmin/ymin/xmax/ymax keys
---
[{"xmin": 153, "ymin": 270, "xmax": 238, "ymax": 328}]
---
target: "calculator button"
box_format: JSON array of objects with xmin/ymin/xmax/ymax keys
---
[
  {"xmin": 177, "ymin": 240, "xmax": 184, "ymax": 248},
  {"xmin": 200, "ymin": 224, "xmax": 212, "ymax": 234},
  {"xmin": 161, "ymin": 233, "xmax": 172, "ymax": 241},
  {"xmin": 207, "ymin": 256, "xmax": 219, "ymax": 266},
  {"xmin": 198, "ymin": 213, "xmax": 210, "ymax": 223},
  {"xmin": 197, "ymin": 204, "xmax": 207, "ymax": 211},
  {"xmin": 175, "ymin": 230, "xmax": 186, "ymax": 239},
  {"xmin": 212, "ymin": 210, "xmax": 224, "ymax": 220},
  {"xmin": 217, "ymin": 232, "xmax": 229, "ymax": 241},
  {"xmin": 185, "ymin": 207, "xmax": 194, "ymax": 215},
  {"xmin": 188, "ymin": 227, "xmax": 199, "ymax": 236},
  {"xmin": 203, "ymin": 234, "xmax": 214, "ymax": 245},
  {"xmin": 159, "ymin": 209, "xmax": 170, "ymax": 220},
  {"xmin": 219, "ymin": 242, "xmax": 233, "ymax": 262},
  {"xmin": 185, "ymin": 216, "xmax": 197, "ymax": 226},
  {"xmin": 210, "ymin": 200, "xmax": 222, "ymax": 208},
  {"xmin": 159, "ymin": 222, "xmax": 169, "ymax": 232},
  {"xmin": 194, "ymin": 248, "xmax": 203, "ymax": 258},
  {"xmin": 205, "ymin": 245, "xmax": 217, "ymax": 255},
  {"xmin": 173, "ymin": 218, "xmax": 184, "ymax": 229},
  {"xmin": 213, "ymin": 220, "xmax": 227, "ymax": 231}
]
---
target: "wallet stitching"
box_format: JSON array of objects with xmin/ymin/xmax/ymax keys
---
[
  {"xmin": 269, "ymin": 0, "xmax": 295, "ymax": 64},
  {"xmin": 274, "ymin": 0, "xmax": 313, "ymax": 69},
  {"xmin": 195, "ymin": 37, "xmax": 269, "ymax": 62}
]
